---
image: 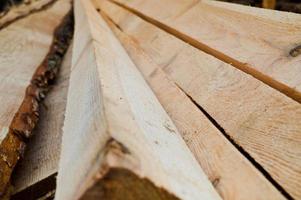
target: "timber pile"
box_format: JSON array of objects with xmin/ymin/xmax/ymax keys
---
[{"xmin": 0, "ymin": 0, "xmax": 300, "ymax": 199}]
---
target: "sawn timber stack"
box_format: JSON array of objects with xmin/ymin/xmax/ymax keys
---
[{"xmin": 0, "ymin": 0, "xmax": 300, "ymax": 199}]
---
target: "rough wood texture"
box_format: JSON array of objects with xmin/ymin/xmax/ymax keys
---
[
  {"xmin": 0, "ymin": 0, "xmax": 56, "ymax": 29},
  {"xmin": 100, "ymin": 11, "xmax": 286, "ymax": 200},
  {"xmin": 0, "ymin": 0, "xmax": 72, "ymax": 198},
  {"xmin": 55, "ymin": 0, "xmax": 220, "ymax": 200},
  {"xmin": 11, "ymin": 45, "xmax": 72, "ymax": 199},
  {"xmin": 97, "ymin": 1, "xmax": 301, "ymax": 199},
  {"xmin": 111, "ymin": 0, "xmax": 301, "ymax": 103}
]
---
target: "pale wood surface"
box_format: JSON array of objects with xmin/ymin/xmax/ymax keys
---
[
  {"xmin": 55, "ymin": 0, "xmax": 220, "ymax": 199},
  {"xmin": 97, "ymin": 1, "xmax": 301, "ymax": 199},
  {"xmin": 12, "ymin": 45, "xmax": 72, "ymax": 194},
  {"xmin": 202, "ymin": 0, "xmax": 289, "ymax": 20},
  {"xmin": 101, "ymin": 11, "xmax": 286, "ymax": 200},
  {"xmin": 112, "ymin": 0, "xmax": 301, "ymax": 102},
  {"xmin": 0, "ymin": 0, "xmax": 71, "ymax": 154},
  {"xmin": 0, "ymin": 0, "xmax": 55, "ymax": 29}
]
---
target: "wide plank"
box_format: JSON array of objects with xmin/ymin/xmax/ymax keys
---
[
  {"xmin": 97, "ymin": 1, "xmax": 301, "ymax": 199},
  {"xmin": 55, "ymin": 0, "xmax": 220, "ymax": 200},
  {"xmin": 111, "ymin": 0, "xmax": 301, "ymax": 103},
  {"xmin": 99, "ymin": 10, "xmax": 286, "ymax": 200}
]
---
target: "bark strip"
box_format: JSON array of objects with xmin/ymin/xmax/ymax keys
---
[{"xmin": 0, "ymin": 8, "xmax": 73, "ymax": 199}]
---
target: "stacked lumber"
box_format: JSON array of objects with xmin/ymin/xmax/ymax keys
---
[
  {"xmin": 0, "ymin": 0, "xmax": 73, "ymax": 198},
  {"xmin": 0, "ymin": 0, "xmax": 300, "ymax": 199}
]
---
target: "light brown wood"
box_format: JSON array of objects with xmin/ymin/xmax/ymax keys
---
[
  {"xmin": 55, "ymin": 0, "xmax": 220, "ymax": 200},
  {"xmin": 97, "ymin": 1, "xmax": 301, "ymax": 199},
  {"xmin": 111, "ymin": 0, "xmax": 301, "ymax": 103},
  {"xmin": 100, "ymin": 10, "xmax": 286, "ymax": 200},
  {"xmin": 0, "ymin": 0, "xmax": 55, "ymax": 29},
  {"xmin": 12, "ymin": 45, "xmax": 72, "ymax": 196}
]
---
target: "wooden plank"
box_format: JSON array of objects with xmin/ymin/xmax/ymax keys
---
[
  {"xmin": 0, "ymin": 0, "xmax": 55, "ymax": 29},
  {"xmin": 55, "ymin": 0, "xmax": 221, "ymax": 199},
  {"xmin": 11, "ymin": 45, "xmax": 72, "ymax": 199},
  {"xmin": 111, "ymin": 0, "xmax": 301, "ymax": 103},
  {"xmin": 0, "ymin": 0, "xmax": 72, "ymax": 197},
  {"xmin": 97, "ymin": 1, "xmax": 301, "ymax": 199},
  {"xmin": 99, "ymin": 10, "xmax": 286, "ymax": 200}
]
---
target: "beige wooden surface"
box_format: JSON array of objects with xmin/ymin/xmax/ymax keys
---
[
  {"xmin": 55, "ymin": 0, "xmax": 220, "ymax": 199},
  {"xmin": 100, "ymin": 10, "xmax": 286, "ymax": 200},
  {"xmin": 0, "ymin": 0, "xmax": 55, "ymax": 29},
  {"xmin": 112, "ymin": 0, "xmax": 301, "ymax": 103},
  {"xmin": 97, "ymin": 1, "xmax": 301, "ymax": 199}
]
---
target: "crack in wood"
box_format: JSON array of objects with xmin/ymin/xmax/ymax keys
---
[{"xmin": 172, "ymin": 82, "xmax": 294, "ymax": 200}]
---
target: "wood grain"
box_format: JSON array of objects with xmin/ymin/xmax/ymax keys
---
[
  {"xmin": 111, "ymin": 0, "xmax": 301, "ymax": 103},
  {"xmin": 0, "ymin": 0, "xmax": 55, "ymax": 29},
  {"xmin": 55, "ymin": 0, "xmax": 220, "ymax": 199},
  {"xmin": 97, "ymin": 1, "xmax": 301, "ymax": 199},
  {"xmin": 100, "ymin": 12, "xmax": 286, "ymax": 200}
]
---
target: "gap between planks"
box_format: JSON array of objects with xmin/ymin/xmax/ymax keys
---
[
  {"xmin": 108, "ymin": 0, "xmax": 301, "ymax": 104},
  {"xmin": 99, "ymin": 10, "xmax": 293, "ymax": 200},
  {"xmin": 94, "ymin": 1, "xmax": 301, "ymax": 199},
  {"xmin": 173, "ymin": 82, "xmax": 293, "ymax": 200}
]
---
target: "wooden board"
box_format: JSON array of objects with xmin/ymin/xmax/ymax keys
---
[
  {"xmin": 0, "ymin": 0, "xmax": 55, "ymax": 29},
  {"xmin": 0, "ymin": 0, "xmax": 72, "ymax": 197},
  {"xmin": 55, "ymin": 0, "xmax": 221, "ymax": 199},
  {"xmin": 11, "ymin": 45, "xmax": 72, "ymax": 199},
  {"xmin": 99, "ymin": 10, "xmax": 286, "ymax": 200},
  {"xmin": 97, "ymin": 1, "xmax": 301, "ymax": 199},
  {"xmin": 111, "ymin": 0, "xmax": 301, "ymax": 103}
]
